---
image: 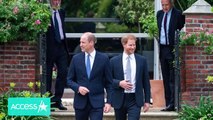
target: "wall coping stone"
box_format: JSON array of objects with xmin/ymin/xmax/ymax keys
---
[{"xmin": 183, "ymin": 0, "xmax": 213, "ymax": 14}]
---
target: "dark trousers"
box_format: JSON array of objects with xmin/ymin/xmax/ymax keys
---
[
  {"xmin": 115, "ymin": 93, "xmax": 141, "ymax": 120},
  {"xmin": 75, "ymin": 100, "xmax": 103, "ymax": 120},
  {"xmin": 160, "ymin": 45, "xmax": 175, "ymax": 107},
  {"xmin": 46, "ymin": 46, "xmax": 68, "ymax": 103}
]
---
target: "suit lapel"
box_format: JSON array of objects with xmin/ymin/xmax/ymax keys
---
[
  {"xmin": 158, "ymin": 11, "xmax": 164, "ymax": 35},
  {"xmin": 135, "ymin": 54, "xmax": 140, "ymax": 84},
  {"xmin": 169, "ymin": 9, "xmax": 175, "ymax": 35},
  {"xmin": 80, "ymin": 53, "xmax": 88, "ymax": 78},
  {"xmin": 159, "ymin": 11, "xmax": 164, "ymax": 28},
  {"xmin": 118, "ymin": 54, "xmax": 124, "ymax": 79},
  {"xmin": 89, "ymin": 52, "xmax": 99, "ymax": 79}
]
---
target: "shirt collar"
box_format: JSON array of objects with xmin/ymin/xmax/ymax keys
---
[
  {"xmin": 165, "ymin": 8, "xmax": 173, "ymax": 15},
  {"xmin": 85, "ymin": 50, "xmax": 96, "ymax": 58},
  {"xmin": 123, "ymin": 52, "xmax": 134, "ymax": 60},
  {"xmin": 52, "ymin": 9, "xmax": 58, "ymax": 14}
]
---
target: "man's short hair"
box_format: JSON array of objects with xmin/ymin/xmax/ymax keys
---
[{"xmin": 121, "ymin": 34, "xmax": 137, "ymax": 45}]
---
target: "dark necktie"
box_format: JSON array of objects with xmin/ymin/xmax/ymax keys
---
[
  {"xmin": 164, "ymin": 13, "xmax": 168, "ymax": 45},
  {"xmin": 54, "ymin": 11, "xmax": 61, "ymax": 43},
  {"xmin": 126, "ymin": 56, "xmax": 131, "ymax": 82},
  {"xmin": 86, "ymin": 54, "xmax": 91, "ymax": 78}
]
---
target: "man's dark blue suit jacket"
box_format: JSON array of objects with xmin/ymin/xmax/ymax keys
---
[
  {"xmin": 67, "ymin": 51, "xmax": 113, "ymax": 109},
  {"xmin": 110, "ymin": 54, "xmax": 151, "ymax": 109},
  {"xmin": 157, "ymin": 8, "xmax": 185, "ymax": 46}
]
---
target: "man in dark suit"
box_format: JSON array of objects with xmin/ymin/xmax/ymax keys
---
[
  {"xmin": 110, "ymin": 34, "xmax": 151, "ymax": 120},
  {"xmin": 46, "ymin": 0, "xmax": 69, "ymax": 110},
  {"xmin": 157, "ymin": 0, "xmax": 185, "ymax": 111},
  {"xmin": 67, "ymin": 32, "xmax": 113, "ymax": 120}
]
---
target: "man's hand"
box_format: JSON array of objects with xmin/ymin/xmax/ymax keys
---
[
  {"xmin": 119, "ymin": 80, "xmax": 133, "ymax": 90},
  {"xmin": 103, "ymin": 103, "xmax": 111, "ymax": 113},
  {"xmin": 78, "ymin": 86, "xmax": 89, "ymax": 95},
  {"xmin": 143, "ymin": 103, "xmax": 150, "ymax": 112}
]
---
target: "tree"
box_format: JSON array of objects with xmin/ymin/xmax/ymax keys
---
[{"xmin": 115, "ymin": 0, "xmax": 154, "ymax": 33}]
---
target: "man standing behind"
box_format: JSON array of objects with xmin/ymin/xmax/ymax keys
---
[
  {"xmin": 67, "ymin": 32, "xmax": 113, "ymax": 120},
  {"xmin": 157, "ymin": 0, "xmax": 185, "ymax": 111},
  {"xmin": 46, "ymin": 0, "xmax": 69, "ymax": 110},
  {"xmin": 110, "ymin": 34, "xmax": 151, "ymax": 120}
]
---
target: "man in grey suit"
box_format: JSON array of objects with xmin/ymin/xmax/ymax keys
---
[
  {"xmin": 110, "ymin": 34, "xmax": 151, "ymax": 120},
  {"xmin": 67, "ymin": 32, "xmax": 113, "ymax": 120}
]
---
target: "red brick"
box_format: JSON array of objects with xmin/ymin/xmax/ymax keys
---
[
  {"xmin": 201, "ymin": 15, "xmax": 213, "ymax": 19},
  {"xmin": 4, "ymin": 51, "xmax": 19, "ymax": 54},
  {"xmin": 200, "ymin": 69, "xmax": 209, "ymax": 74},
  {"xmin": 186, "ymin": 24, "xmax": 201, "ymax": 28},
  {"xmin": 185, "ymin": 60, "xmax": 201, "ymax": 64},
  {"xmin": 20, "ymin": 51, "xmax": 35, "ymax": 55},
  {"xmin": 185, "ymin": 28, "xmax": 193, "ymax": 32},
  {"xmin": 186, "ymin": 15, "xmax": 202, "ymax": 19},
  {"xmin": 185, "ymin": 18, "xmax": 193, "ymax": 23},
  {"xmin": 197, "ymin": 65, "xmax": 205, "ymax": 69},
  {"xmin": 186, "ymin": 74, "xmax": 195, "ymax": 79},
  {"xmin": 28, "ymin": 65, "xmax": 35, "ymax": 69},
  {"xmin": 202, "ymin": 61, "xmax": 213, "ymax": 64}
]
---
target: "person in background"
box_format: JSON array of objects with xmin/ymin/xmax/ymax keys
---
[
  {"xmin": 157, "ymin": 0, "xmax": 185, "ymax": 111},
  {"xmin": 110, "ymin": 34, "xmax": 151, "ymax": 120},
  {"xmin": 67, "ymin": 32, "xmax": 113, "ymax": 120},
  {"xmin": 46, "ymin": 0, "xmax": 69, "ymax": 110}
]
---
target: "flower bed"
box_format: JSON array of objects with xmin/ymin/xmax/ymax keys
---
[
  {"xmin": 0, "ymin": 0, "xmax": 50, "ymax": 43},
  {"xmin": 180, "ymin": 29, "xmax": 213, "ymax": 54}
]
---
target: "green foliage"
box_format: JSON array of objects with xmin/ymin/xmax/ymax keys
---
[
  {"xmin": 0, "ymin": 0, "xmax": 51, "ymax": 43},
  {"xmin": 115, "ymin": 0, "xmax": 154, "ymax": 24},
  {"xmin": 63, "ymin": 0, "xmax": 116, "ymax": 18},
  {"xmin": 96, "ymin": 0, "xmax": 113, "ymax": 17},
  {"xmin": 105, "ymin": 23, "xmax": 129, "ymax": 33},
  {"xmin": 206, "ymin": 75, "xmax": 213, "ymax": 83},
  {"xmin": 179, "ymin": 96, "xmax": 213, "ymax": 120},
  {"xmin": 180, "ymin": 30, "xmax": 213, "ymax": 54},
  {"xmin": 139, "ymin": 9, "xmax": 158, "ymax": 39},
  {"xmin": 176, "ymin": 0, "xmax": 197, "ymax": 11},
  {"xmin": 77, "ymin": 0, "xmax": 100, "ymax": 17},
  {"xmin": 0, "ymin": 82, "xmax": 52, "ymax": 120}
]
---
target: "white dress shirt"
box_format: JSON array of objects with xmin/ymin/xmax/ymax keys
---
[
  {"xmin": 122, "ymin": 52, "xmax": 136, "ymax": 93},
  {"xmin": 52, "ymin": 10, "xmax": 64, "ymax": 40},
  {"xmin": 160, "ymin": 8, "xmax": 172, "ymax": 45}
]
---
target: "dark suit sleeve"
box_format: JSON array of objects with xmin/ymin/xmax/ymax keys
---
[
  {"xmin": 142, "ymin": 57, "xmax": 151, "ymax": 103},
  {"xmin": 67, "ymin": 56, "xmax": 79, "ymax": 92},
  {"xmin": 178, "ymin": 12, "xmax": 185, "ymax": 30},
  {"xmin": 156, "ymin": 10, "xmax": 161, "ymax": 30},
  {"xmin": 156, "ymin": 10, "xmax": 162, "ymax": 43},
  {"xmin": 110, "ymin": 58, "xmax": 121, "ymax": 88},
  {"xmin": 104, "ymin": 57, "xmax": 113, "ymax": 104},
  {"xmin": 173, "ymin": 9, "xmax": 185, "ymax": 31}
]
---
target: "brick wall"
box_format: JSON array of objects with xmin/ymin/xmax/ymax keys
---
[
  {"xmin": 185, "ymin": 14, "xmax": 213, "ymax": 33},
  {"xmin": 181, "ymin": 46, "xmax": 213, "ymax": 105},
  {"xmin": 0, "ymin": 41, "xmax": 39, "ymax": 92},
  {"xmin": 181, "ymin": 13, "xmax": 213, "ymax": 105}
]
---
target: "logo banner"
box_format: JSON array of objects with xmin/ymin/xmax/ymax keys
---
[{"xmin": 8, "ymin": 98, "xmax": 50, "ymax": 116}]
